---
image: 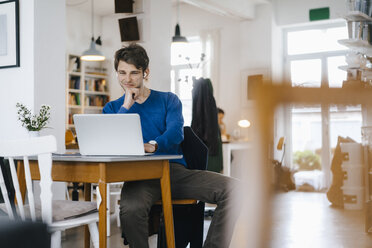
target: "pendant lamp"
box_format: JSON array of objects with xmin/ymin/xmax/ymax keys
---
[
  {"xmin": 81, "ymin": 0, "xmax": 105, "ymax": 61},
  {"xmin": 172, "ymin": 0, "xmax": 187, "ymax": 43}
]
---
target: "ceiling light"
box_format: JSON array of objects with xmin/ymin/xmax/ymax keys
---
[
  {"xmin": 81, "ymin": 0, "xmax": 105, "ymax": 61},
  {"xmin": 172, "ymin": 0, "xmax": 187, "ymax": 44}
]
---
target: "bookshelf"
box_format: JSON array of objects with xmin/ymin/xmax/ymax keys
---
[{"xmin": 65, "ymin": 54, "xmax": 110, "ymax": 132}]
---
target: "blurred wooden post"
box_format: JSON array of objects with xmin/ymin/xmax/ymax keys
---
[{"xmin": 255, "ymin": 84, "xmax": 372, "ymax": 242}]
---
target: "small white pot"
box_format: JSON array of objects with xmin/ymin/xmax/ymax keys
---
[{"xmin": 28, "ymin": 131, "xmax": 40, "ymax": 137}]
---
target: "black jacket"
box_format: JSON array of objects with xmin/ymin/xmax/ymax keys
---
[{"xmin": 191, "ymin": 78, "xmax": 220, "ymax": 156}]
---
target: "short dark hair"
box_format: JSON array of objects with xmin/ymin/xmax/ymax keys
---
[
  {"xmin": 217, "ymin": 108, "xmax": 224, "ymax": 114},
  {"xmin": 114, "ymin": 43, "xmax": 149, "ymax": 72}
]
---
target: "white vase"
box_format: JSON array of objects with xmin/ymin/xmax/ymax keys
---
[{"xmin": 29, "ymin": 131, "xmax": 40, "ymax": 137}]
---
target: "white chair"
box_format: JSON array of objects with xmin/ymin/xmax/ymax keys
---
[
  {"xmin": 0, "ymin": 135, "xmax": 99, "ymax": 248},
  {"xmin": 91, "ymin": 182, "xmax": 123, "ymax": 236}
]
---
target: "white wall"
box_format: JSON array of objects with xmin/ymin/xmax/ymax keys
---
[
  {"xmin": 34, "ymin": 0, "xmax": 65, "ymax": 152},
  {"xmin": 66, "ymin": 7, "xmax": 103, "ymax": 56},
  {"xmin": 100, "ymin": 14, "xmax": 122, "ymax": 100},
  {"xmin": 0, "ymin": 0, "xmax": 65, "ymax": 152},
  {"xmin": 239, "ymin": 5, "xmax": 272, "ymax": 70},
  {"xmin": 146, "ymin": 0, "xmax": 172, "ymax": 92},
  {"xmin": 238, "ymin": 4, "xmax": 273, "ymax": 138},
  {"xmin": 0, "ymin": 0, "xmax": 66, "ymax": 200},
  {"xmin": 0, "ymin": 0, "xmax": 35, "ymax": 140}
]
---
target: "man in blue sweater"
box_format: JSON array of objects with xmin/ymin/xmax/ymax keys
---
[{"xmin": 103, "ymin": 44, "xmax": 239, "ymax": 248}]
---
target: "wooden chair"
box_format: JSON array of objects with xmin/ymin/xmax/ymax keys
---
[
  {"xmin": 65, "ymin": 129, "xmax": 78, "ymax": 150},
  {"xmin": 0, "ymin": 135, "xmax": 99, "ymax": 248}
]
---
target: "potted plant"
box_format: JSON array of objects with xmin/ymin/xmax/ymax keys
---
[
  {"xmin": 293, "ymin": 150, "xmax": 321, "ymax": 171},
  {"xmin": 16, "ymin": 102, "xmax": 51, "ymax": 136}
]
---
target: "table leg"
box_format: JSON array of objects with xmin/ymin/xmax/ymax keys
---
[
  {"xmin": 160, "ymin": 161, "xmax": 175, "ymax": 248},
  {"xmin": 98, "ymin": 181, "xmax": 107, "ymax": 248},
  {"xmin": 72, "ymin": 182, "xmax": 80, "ymax": 201},
  {"xmin": 84, "ymin": 183, "xmax": 91, "ymax": 248},
  {"xmin": 222, "ymin": 145, "xmax": 231, "ymax": 177},
  {"xmin": 16, "ymin": 161, "xmax": 26, "ymax": 203},
  {"xmin": 226, "ymin": 147, "xmax": 231, "ymax": 177}
]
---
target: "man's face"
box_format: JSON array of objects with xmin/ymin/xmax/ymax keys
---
[
  {"xmin": 218, "ymin": 112, "xmax": 224, "ymax": 123},
  {"xmin": 117, "ymin": 60, "xmax": 148, "ymax": 90}
]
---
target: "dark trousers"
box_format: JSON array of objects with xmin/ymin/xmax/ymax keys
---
[{"xmin": 120, "ymin": 163, "xmax": 241, "ymax": 248}]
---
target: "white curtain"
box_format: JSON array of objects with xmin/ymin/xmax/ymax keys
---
[{"xmin": 200, "ymin": 29, "xmax": 220, "ymax": 103}]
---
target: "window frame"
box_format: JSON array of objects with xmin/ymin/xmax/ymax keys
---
[{"xmin": 282, "ymin": 21, "xmax": 359, "ymax": 188}]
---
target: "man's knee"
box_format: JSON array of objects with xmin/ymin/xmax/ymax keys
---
[
  {"xmin": 216, "ymin": 176, "xmax": 241, "ymax": 203},
  {"xmin": 120, "ymin": 198, "xmax": 149, "ymax": 224}
]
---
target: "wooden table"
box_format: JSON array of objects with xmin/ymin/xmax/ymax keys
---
[
  {"xmin": 18, "ymin": 154, "xmax": 181, "ymax": 248},
  {"xmin": 222, "ymin": 141, "xmax": 252, "ymax": 177}
]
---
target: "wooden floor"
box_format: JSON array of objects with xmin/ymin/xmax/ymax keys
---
[
  {"xmin": 270, "ymin": 191, "xmax": 372, "ymax": 248},
  {"xmin": 61, "ymin": 213, "xmax": 211, "ymax": 248},
  {"xmin": 61, "ymin": 191, "xmax": 372, "ymax": 247}
]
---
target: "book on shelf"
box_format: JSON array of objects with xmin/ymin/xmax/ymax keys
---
[
  {"xmin": 84, "ymin": 95, "xmax": 110, "ymax": 107},
  {"xmin": 85, "ymin": 78, "xmax": 107, "ymax": 92},
  {"xmin": 68, "ymin": 93, "xmax": 81, "ymax": 105},
  {"xmin": 68, "ymin": 93, "xmax": 75, "ymax": 105},
  {"xmin": 69, "ymin": 76, "xmax": 80, "ymax": 89},
  {"xmin": 68, "ymin": 113, "xmax": 74, "ymax": 124},
  {"xmin": 76, "ymin": 94, "xmax": 80, "ymax": 105}
]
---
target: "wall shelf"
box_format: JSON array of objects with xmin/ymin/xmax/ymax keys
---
[
  {"xmin": 338, "ymin": 39, "xmax": 372, "ymax": 57},
  {"xmin": 338, "ymin": 65, "xmax": 360, "ymax": 71},
  {"xmin": 85, "ymin": 106, "xmax": 104, "ymax": 110},
  {"xmin": 68, "ymin": 105, "xmax": 82, "ymax": 109},
  {"xmin": 68, "ymin": 72, "xmax": 82, "ymax": 77},
  {"xmin": 344, "ymin": 11, "xmax": 372, "ymax": 22},
  {"xmin": 68, "ymin": 89, "xmax": 82, "ymax": 93},
  {"xmin": 85, "ymin": 73, "xmax": 107, "ymax": 79},
  {"xmin": 114, "ymin": 11, "xmax": 145, "ymax": 18},
  {"xmin": 85, "ymin": 90, "xmax": 110, "ymax": 96}
]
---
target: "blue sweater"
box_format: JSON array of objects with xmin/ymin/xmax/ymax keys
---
[{"xmin": 102, "ymin": 90, "xmax": 186, "ymax": 166}]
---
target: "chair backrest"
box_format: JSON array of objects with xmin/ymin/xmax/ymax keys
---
[
  {"xmin": 181, "ymin": 127, "xmax": 208, "ymax": 170},
  {"xmin": 0, "ymin": 135, "xmax": 57, "ymax": 224}
]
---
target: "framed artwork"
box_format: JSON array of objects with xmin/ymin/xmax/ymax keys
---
[
  {"xmin": 240, "ymin": 68, "xmax": 271, "ymax": 107},
  {"xmin": 0, "ymin": 0, "xmax": 19, "ymax": 69}
]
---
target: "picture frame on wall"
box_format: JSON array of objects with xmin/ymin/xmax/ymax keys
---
[
  {"xmin": 0, "ymin": 0, "xmax": 20, "ymax": 69},
  {"xmin": 240, "ymin": 68, "xmax": 271, "ymax": 107}
]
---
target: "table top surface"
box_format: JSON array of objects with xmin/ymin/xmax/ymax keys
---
[
  {"xmin": 20, "ymin": 153, "xmax": 182, "ymax": 162},
  {"xmin": 222, "ymin": 141, "xmax": 252, "ymax": 149}
]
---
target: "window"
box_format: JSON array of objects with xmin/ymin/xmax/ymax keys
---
[
  {"xmin": 287, "ymin": 26, "xmax": 347, "ymax": 55},
  {"xmin": 290, "ymin": 59, "xmax": 321, "ymax": 87},
  {"xmin": 171, "ymin": 37, "xmax": 203, "ymax": 126},
  {"xmin": 327, "ymin": 56, "xmax": 347, "ymax": 88},
  {"xmin": 285, "ymin": 23, "xmax": 362, "ymax": 189}
]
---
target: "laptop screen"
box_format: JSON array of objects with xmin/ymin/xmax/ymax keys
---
[{"xmin": 73, "ymin": 114, "xmax": 146, "ymax": 156}]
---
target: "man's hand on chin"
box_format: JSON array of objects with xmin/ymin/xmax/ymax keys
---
[{"xmin": 123, "ymin": 88, "xmax": 139, "ymax": 109}]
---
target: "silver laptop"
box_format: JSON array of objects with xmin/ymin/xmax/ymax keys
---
[{"xmin": 73, "ymin": 114, "xmax": 148, "ymax": 156}]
